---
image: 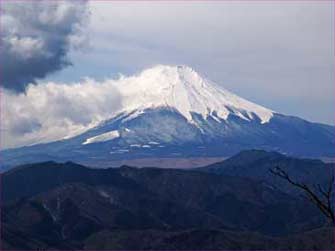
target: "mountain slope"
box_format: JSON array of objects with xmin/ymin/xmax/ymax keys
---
[
  {"xmin": 2, "ymin": 161, "xmax": 331, "ymax": 250},
  {"xmin": 1, "ymin": 65, "xmax": 334, "ymax": 169}
]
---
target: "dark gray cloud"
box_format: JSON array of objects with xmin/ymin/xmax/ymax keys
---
[{"xmin": 0, "ymin": 1, "xmax": 88, "ymax": 92}]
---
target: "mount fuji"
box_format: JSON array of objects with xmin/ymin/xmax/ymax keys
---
[{"xmin": 2, "ymin": 65, "xmax": 334, "ymax": 169}]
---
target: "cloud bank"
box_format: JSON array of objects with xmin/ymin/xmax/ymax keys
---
[
  {"xmin": 2, "ymin": 79, "xmax": 122, "ymax": 149},
  {"xmin": 0, "ymin": 1, "xmax": 88, "ymax": 92}
]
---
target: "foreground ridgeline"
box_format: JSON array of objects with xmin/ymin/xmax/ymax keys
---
[
  {"xmin": 2, "ymin": 150, "xmax": 334, "ymax": 250},
  {"xmin": 1, "ymin": 66, "xmax": 334, "ymax": 170}
]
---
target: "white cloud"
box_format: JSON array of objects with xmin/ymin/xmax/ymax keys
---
[{"xmin": 1, "ymin": 79, "xmax": 121, "ymax": 149}]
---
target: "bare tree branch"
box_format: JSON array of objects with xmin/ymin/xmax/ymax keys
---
[{"xmin": 270, "ymin": 166, "xmax": 334, "ymax": 225}]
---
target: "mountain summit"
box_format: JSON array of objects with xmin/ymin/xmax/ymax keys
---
[
  {"xmin": 116, "ymin": 65, "xmax": 273, "ymax": 124},
  {"xmin": 1, "ymin": 65, "xmax": 334, "ymax": 169}
]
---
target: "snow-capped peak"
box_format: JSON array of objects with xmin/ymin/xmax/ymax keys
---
[{"xmin": 116, "ymin": 65, "xmax": 273, "ymax": 124}]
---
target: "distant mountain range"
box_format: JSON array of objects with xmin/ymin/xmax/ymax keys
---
[
  {"xmin": 197, "ymin": 149, "xmax": 333, "ymax": 195},
  {"xmin": 2, "ymin": 150, "xmax": 333, "ymax": 250},
  {"xmin": 1, "ymin": 65, "xmax": 334, "ymax": 170}
]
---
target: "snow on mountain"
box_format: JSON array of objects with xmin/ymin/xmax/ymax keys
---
[
  {"xmin": 76, "ymin": 65, "xmax": 275, "ymax": 146},
  {"xmin": 83, "ymin": 130, "xmax": 120, "ymax": 145},
  {"xmin": 114, "ymin": 65, "xmax": 273, "ymax": 124}
]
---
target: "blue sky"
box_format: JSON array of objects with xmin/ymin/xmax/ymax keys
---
[{"xmin": 45, "ymin": 1, "xmax": 334, "ymax": 125}]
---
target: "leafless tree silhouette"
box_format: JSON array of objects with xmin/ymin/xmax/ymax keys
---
[{"xmin": 270, "ymin": 166, "xmax": 334, "ymax": 225}]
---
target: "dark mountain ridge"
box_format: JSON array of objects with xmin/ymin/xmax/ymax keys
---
[
  {"xmin": 197, "ymin": 149, "xmax": 333, "ymax": 195},
  {"xmin": 2, "ymin": 151, "xmax": 333, "ymax": 250}
]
